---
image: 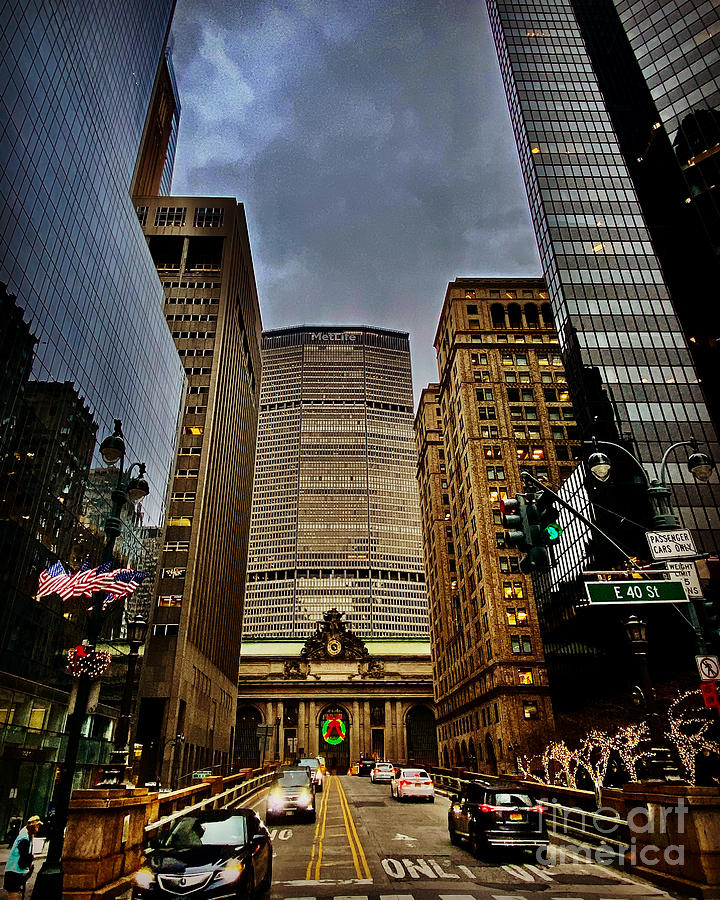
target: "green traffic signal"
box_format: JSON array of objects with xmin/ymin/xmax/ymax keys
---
[{"xmin": 545, "ymin": 522, "xmax": 562, "ymax": 542}]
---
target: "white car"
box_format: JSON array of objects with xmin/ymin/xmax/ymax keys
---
[
  {"xmin": 370, "ymin": 761, "xmax": 395, "ymax": 783},
  {"xmin": 391, "ymin": 767, "xmax": 434, "ymax": 802}
]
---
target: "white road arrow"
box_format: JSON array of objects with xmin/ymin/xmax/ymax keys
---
[{"xmin": 392, "ymin": 833, "xmax": 417, "ymax": 842}]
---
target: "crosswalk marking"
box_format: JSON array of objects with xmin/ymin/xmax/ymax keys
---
[
  {"xmin": 379, "ymin": 895, "xmax": 415, "ymax": 900},
  {"xmin": 439, "ymin": 895, "xmax": 476, "ymax": 900}
]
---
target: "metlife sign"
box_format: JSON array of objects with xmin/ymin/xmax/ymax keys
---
[
  {"xmin": 309, "ymin": 331, "xmax": 358, "ymax": 343},
  {"xmin": 646, "ymin": 529, "xmax": 697, "ymax": 561}
]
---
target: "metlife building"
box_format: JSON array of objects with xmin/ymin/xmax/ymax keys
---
[{"xmin": 243, "ymin": 325, "xmax": 429, "ymax": 640}]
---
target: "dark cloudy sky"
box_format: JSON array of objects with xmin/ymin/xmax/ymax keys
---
[{"xmin": 169, "ymin": 0, "xmax": 541, "ymax": 398}]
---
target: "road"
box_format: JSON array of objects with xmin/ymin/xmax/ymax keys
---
[{"xmin": 251, "ymin": 774, "xmax": 676, "ymax": 900}]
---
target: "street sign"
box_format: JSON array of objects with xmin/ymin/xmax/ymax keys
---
[
  {"xmin": 666, "ymin": 561, "xmax": 703, "ymax": 599},
  {"xmin": 696, "ymin": 655, "xmax": 720, "ymax": 682},
  {"xmin": 192, "ymin": 770, "xmax": 213, "ymax": 779},
  {"xmin": 584, "ymin": 580, "xmax": 688, "ymax": 605},
  {"xmin": 646, "ymin": 529, "xmax": 697, "ymax": 561},
  {"xmin": 700, "ymin": 681, "xmax": 720, "ymax": 712}
]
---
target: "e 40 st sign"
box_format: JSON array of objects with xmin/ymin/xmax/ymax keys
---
[{"xmin": 585, "ymin": 580, "xmax": 688, "ymax": 605}]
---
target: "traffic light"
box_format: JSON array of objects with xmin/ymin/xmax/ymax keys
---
[
  {"xmin": 699, "ymin": 591, "xmax": 720, "ymax": 649},
  {"xmin": 519, "ymin": 495, "xmax": 550, "ymax": 574},
  {"xmin": 501, "ymin": 494, "xmax": 531, "ymax": 550},
  {"xmin": 536, "ymin": 489, "xmax": 563, "ymax": 546}
]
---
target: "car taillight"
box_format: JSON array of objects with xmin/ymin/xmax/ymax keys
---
[
  {"xmin": 478, "ymin": 803, "xmax": 501, "ymax": 814},
  {"xmin": 422, "ymin": 780, "xmax": 432, "ymax": 785},
  {"xmin": 528, "ymin": 805, "xmax": 546, "ymax": 814},
  {"xmin": 399, "ymin": 779, "xmax": 410, "ymax": 786}
]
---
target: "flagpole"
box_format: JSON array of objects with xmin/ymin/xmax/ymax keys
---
[{"xmin": 32, "ymin": 419, "xmax": 149, "ymax": 900}]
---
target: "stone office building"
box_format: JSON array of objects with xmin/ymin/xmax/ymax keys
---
[
  {"xmin": 415, "ymin": 278, "xmax": 580, "ymax": 774},
  {"xmin": 135, "ymin": 196, "xmax": 262, "ymax": 787},
  {"xmin": 237, "ymin": 326, "xmax": 436, "ymax": 770}
]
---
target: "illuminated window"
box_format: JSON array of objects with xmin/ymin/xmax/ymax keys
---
[
  {"xmin": 518, "ymin": 669, "xmax": 533, "ymax": 685},
  {"xmin": 523, "ymin": 700, "xmax": 539, "ymax": 719},
  {"xmin": 158, "ymin": 596, "xmax": 183, "ymax": 607},
  {"xmin": 167, "ymin": 517, "xmax": 192, "ymax": 527},
  {"xmin": 183, "ymin": 425, "xmax": 204, "ymax": 435},
  {"xmin": 506, "ymin": 607, "xmax": 517, "ymax": 625}
]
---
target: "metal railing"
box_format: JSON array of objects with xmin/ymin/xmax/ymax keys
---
[
  {"xmin": 430, "ymin": 768, "xmax": 630, "ymax": 854},
  {"xmin": 145, "ymin": 770, "xmax": 276, "ymax": 838}
]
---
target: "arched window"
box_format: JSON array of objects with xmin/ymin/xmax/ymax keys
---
[
  {"xmin": 490, "ymin": 303, "xmax": 506, "ymax": 328},
  {"xmin": 508, "ymin": 303, "xmax": 522, "ymax": 328},
  {"xmin": 541, "ymin": 302, "xmax": 554, "ymax": 328},
  {"xmin": 524, "ymin": 303, "xmax": 540, "ymax": 328}
]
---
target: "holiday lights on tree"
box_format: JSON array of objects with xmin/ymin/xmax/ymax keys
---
[{"xmin": 666, "ymin": 689, "xmax": 719, "ymax": 784}]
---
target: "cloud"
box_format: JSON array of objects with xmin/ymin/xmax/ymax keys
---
[{"xmin": 170, "ymin": 0, "xmax": 541, "ymax": 396}]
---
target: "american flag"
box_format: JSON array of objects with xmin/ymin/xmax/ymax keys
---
[
  {"xmin": 108, "ymin": 569, "xmax": 148, "ymax": 598},
  {"xmin": 85, "ymin": 561, "xmax": 117, "ymax": 594},
  {"xmin": 56, "ymin": 557, "xmax": 93, "ymax": 601},
  {"xmin": 37, "ymin": 561, "xmax": 70, "ymax": 598}
]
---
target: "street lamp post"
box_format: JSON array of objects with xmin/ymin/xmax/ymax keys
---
[
  {"xmin": 624, "ymin": 615, "xmax": 681, "ymax": 782},
  {"xmin": 32, "ymin": 419, "xmax": 149, "ymax": 900},
  {"xmin": 584, "ymin": 436, "xmax": 715, "ymax": 652}
]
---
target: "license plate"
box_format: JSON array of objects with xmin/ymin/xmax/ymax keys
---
[{"xmin": 509, "ymin": 813, "xmax": 523, "ymax": 821}]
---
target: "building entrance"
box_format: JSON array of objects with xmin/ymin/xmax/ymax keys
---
[{"xmin": 318, "ymin": 705, "xmax": 350, "ymax": 774}]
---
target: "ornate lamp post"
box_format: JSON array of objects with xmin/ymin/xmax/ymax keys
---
[
  {"xmin": 33, "ymin": 419, "xmax": 149, "ymax": 900},
  {"xmin": 624, "ymin": 615, "xmax": 681, "ymax": 782}
]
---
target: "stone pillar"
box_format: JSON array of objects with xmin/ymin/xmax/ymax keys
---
[
  {"xmin": 351, "ymin": 701, "xmax": 360, "ymax": 762},
  {"xmin": 298, "ymin": 700, "xmax": 306, "ymax": 757},
  {"xmin": 362, "ymin": 701, "xmax": 371, "ymax": 757},
  {"xmin": 308, "ymin": 701, "xmax": 316, "ymax": 754},
  {"xmin": 385, "ymin": 700, "xmax": 393, "ymax": 760},
  {"xmin": 63, "ymin": 787, "xmax": 157, "ymax": 900},
  {"xmin": 620, "ymin": 782, "xmax": 720, "ymax": 896},
  {"xmin": 275, "ymin": 700, "xmax": 284, "ymax": 761},
  {"xmin": 396, "ymin": 701, "xmax": 405, "ymax": 764}
]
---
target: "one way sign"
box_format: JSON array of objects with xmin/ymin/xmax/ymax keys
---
[{"xmin": 697, "ymin": 655, "xmax": 720, "ymax": 681}]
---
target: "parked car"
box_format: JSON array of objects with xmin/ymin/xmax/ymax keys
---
[
  {"xmin": 447, "ymin": 778, "xmax": 548, "ymax": 855},
  {"xmin": 132, "ymin": 808, "xmax": 272, "ymax": 899},
  {"xmin": 357, "ymin": 758, "xmax": 376, "ymax": 776},
  {"xmin": 266, "ymin": 766, "xmax": 316, "ymax": 823},
  {"xmin": 297, "ymin": 756, "xmax": 324, "ymax": 792},
  {"xmin": 390, "ymin": 767, "xmax": 434, "ymax": 802},
  {"xmin": 370, "ymin": 761, "xmax": 395, "ymax": 783}
]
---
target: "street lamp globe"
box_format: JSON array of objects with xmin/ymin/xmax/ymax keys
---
[
  {"xmin": 687, "ymin": 447, "xmax": 714, "ymax": 483},
  {"xmin": 625, "ymin": 614, "xmax": 648, "ymax": 647},
  {"xmin": 126, "ymin": 615, "xmax": 148, "ymax": 646},
  {"xmin": 127, "ymin": 465, "xmax": 150, "ymax": 504},
  {"xmin": 100, "ymin": 419, "xmax": 126, "ymax": 465},
  {"xmin": 587, "ymin": 449, "xmax": 611, "ymax": 482}
]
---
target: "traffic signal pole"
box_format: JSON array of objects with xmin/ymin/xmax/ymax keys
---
[{"xmin": 518, "ymin": 470, "xmax": 638, "ymax": 567}]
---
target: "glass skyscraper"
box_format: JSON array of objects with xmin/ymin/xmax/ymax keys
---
[
  {"xmin": 0, "ymin": 0, "xmax": 184, "ymax": 830},
  {"xmin": 486, "ymin": 0, "xmax": 720, "ymax": 555},
  {"xmin": 243, "ymin": 326, "xmax": 429, "ymax": 640}
]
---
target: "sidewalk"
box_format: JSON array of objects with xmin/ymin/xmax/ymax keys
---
[{"xmin": 0, "ymin": 838, "xmax": 48, "ymax": 899}]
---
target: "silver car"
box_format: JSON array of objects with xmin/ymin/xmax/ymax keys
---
[
  {"xmin": 370, "ymin": 762, "xmax": 395, "ymax": 783},
  {"xmin": 391, "ymin": 767, "xmax": 435, "ymax": 802}
]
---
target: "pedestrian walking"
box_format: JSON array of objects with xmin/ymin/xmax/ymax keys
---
[{"xmin": 3, "ymin": 815, "xmax": 42, "ymax": 899}]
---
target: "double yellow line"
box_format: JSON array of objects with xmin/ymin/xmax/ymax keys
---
[
  {"xmin": 336, "ymin": 776, "xmax": 371, "ymax": 880},
  {"xmin": 305, "ymin": 775, "xmax": 371, "ymax": 881}
]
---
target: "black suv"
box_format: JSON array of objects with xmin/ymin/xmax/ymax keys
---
[{"xmin": 447, "ymin": 778, "xmax": 548, "ymax": 855}]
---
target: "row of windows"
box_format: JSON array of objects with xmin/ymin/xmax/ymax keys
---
[{"xmin": 136, "ymin": 206, "xmax": 225, "ymax": 228}]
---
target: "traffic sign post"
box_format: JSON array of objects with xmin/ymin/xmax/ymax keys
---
[
  {"xmin": 696, "ymin": 655, "xmax": 720, "ymax": 681},
  {"xmin": 666, "ymin": 561, "xmax": 703, "ymax": 599},
  {"xmin": 584, "ymin": 580, "xmax": 688, "ymax": 605},
  {"xmin": 646, "ymin": 529, "xmax": 697, "ymax": 561}
]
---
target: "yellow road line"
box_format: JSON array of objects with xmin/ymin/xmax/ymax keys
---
[
  {"xmin": 306, "ymin": 774, "xmax": 332, "ymax": 880},
  {"xmin": 336, "ymin": 777, "xmax": 371, "ymax": 880}
]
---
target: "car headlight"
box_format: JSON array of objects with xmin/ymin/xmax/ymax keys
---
[
  {"xmin": 298, "ymin": 788, "xmax": 313, "ymax": 806},
  {"xmin": 216, "ymin": 861, "xmax": 244, "ymax": 885},
  {"xmin": 268, "ymin": 789, "xmax": 285, "ymax": 808},
  {"xmin": 134, "ymin": 867, "xmax": 155, "ymax": 890}
]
